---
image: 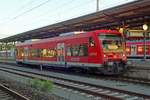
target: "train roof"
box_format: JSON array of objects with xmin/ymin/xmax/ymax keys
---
[{"xmin": 16, "ymin": 30, "xmax": 121, "ymax": 46}]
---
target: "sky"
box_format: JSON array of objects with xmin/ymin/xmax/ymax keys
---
[{"xmin": 0, "ymin": 0, "xmax": 136, "ymax": 39}]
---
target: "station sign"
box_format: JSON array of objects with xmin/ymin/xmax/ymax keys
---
[{"xmin": 126, "ymin": 30, "xmax": 144, "ymax": 37}]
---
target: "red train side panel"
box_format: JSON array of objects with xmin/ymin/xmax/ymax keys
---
[{"xmin": 16, "ymin": 30, "xmax": 127, "ymax": 75}]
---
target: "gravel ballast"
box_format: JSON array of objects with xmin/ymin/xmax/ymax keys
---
[{"xmin": 0, "ymin": 70, "xmax": 66, "ymax": 100}]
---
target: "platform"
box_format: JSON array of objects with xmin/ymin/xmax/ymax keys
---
[
  {"xmin": 123, "ymin": 60, "xmax": 150, "ymax": 80},
  {"xmin": 127, "ymin": 60, "xmax": 150, "ymax": 69},
  {"xmin": 0, "ymin": 59, "xmax": 150, "ymax": 80}
]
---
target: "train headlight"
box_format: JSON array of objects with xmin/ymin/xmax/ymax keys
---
[
  {"xmin": 104, "ymin": 54, "xmax": 108, "ymax": 61},
  {"xmin": 123, "ymin": 54, "xmax": 125, "ymax": 57},
  {"xmin": 113, "ymin": 55, "xmax": 117, "ymax": 58},
  {"xmin": 104, "ymin": 54, "xmax": 106, "ymax": 58},
  {"xmin": 122, "ymin": 53, "xmax": 126, "ymax": 60}
]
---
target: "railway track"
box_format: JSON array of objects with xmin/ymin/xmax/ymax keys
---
[
  {"xmin": 0, "ymin": 83, "xmax": 29, "ymax": 100},
  {"xmin": 0, "ymin": 64, "xmax": 149, "ymax": 100},
  {"xmin": 105, "ymin": 76, "xmax": 150, "ymax": 86},
  {"xmin": 1, "ymin": 61, "xmax": 150, "ymax": 86}
]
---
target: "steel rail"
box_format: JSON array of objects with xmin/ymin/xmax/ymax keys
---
[
  {"xmin": 0, "ymin": 66, "xmax": 149, "ymax": 99},
  {"xmin": 0, "ymin": 83, "xmax": 29, "ymax": 100}
]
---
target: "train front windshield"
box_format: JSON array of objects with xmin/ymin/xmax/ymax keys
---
[{"xmin": 99, "ymin": 34, "xmax": 123, "ymax": 52}]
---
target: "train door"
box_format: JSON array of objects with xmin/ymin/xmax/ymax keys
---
[
  {"xmin": 131, "ymin": 45, "xmax": 136, "ymax": 56},
  {"xmin": 23, "ymin": 47, "xmax": 28, "ymax": 62},
  {"xmin": 57, "ymin": 43, "xmax": 65, "ymax": 65}
]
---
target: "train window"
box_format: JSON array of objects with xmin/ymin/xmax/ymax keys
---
[
  {"xmin": 31, "ymin": 49, "xmax": 41, "ymax": 57},
  {"xmin": 67, "ymin": 47, "xmax": 72, "ymax": 56},
  {"xmin": 67, "ymin": 44, "xmax": 88, "ymax": 57},
  {"xmin": 146, "ymin": 45, "xmax": 150, "ymax": 54},
  {"xmin": 72, "ymin": 45, "xmax": 79, "ymax": 56},
  {"xmin": 137, "ymin": 46, "xmax": 143, "ymax": 53},
  {"xmin": 24, "ymin": 48, "xmax": 28, "ymax": 57},
  {"xmin": 137, "ymin": 45, "xmax": 150, "ymax": 54},
  {"xmin": 16, "ymin": 49, "xmax": 18, "ymax": 56},
  {"xmin": 41, "ymin": 49, "xmax": 47, "ymax": 57},
  {"xmin": 78, "ymin": 44, "xmax": 88, "ymax": 56},
  {"xmin": 89, "ymin": 37, "xmax": 95, "ymax": 47},
  {"xmin": 47, "ymin": 49, "xmax": 57, "ymax": 57},
  {"xmin": 17, "ymin": 48, "xmax": 24, "ymax": 57},
  {"xmin": 41, "ymin": 48, "xmax": 57, "ymax": 57}
]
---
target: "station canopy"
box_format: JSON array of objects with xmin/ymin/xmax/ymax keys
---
[{"xmin": 0, "ymin": 0, "xmax": 150, "ymax": 42}]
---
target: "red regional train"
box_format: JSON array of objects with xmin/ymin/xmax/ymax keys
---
[
  {"xmin": 126, "ymin": 30, "xmax": 150, "ymax": 60},
  {"xmin": 126, "ymin": 41, "xmax": 150, "ymax": 59},
  {"xmin": 15, "ymin": 30, "xmax": 127, "ymax": 75}
]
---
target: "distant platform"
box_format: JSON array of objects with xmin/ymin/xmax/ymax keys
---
[
  {"xmin": 0, "ymin": 59, "xmax": 15, "ymax": 64},
  {"xmin": 124, "ymin": 60, "xmax": 150, "ymax": 80},
  {"xmin": 127, "ymin": 60, "xmax": 150, "ymax": 69}
]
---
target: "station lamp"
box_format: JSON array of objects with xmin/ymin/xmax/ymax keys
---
[
  {"xmin": 119, "ymin": 28, "xmax": 124, "ymax": 34},
  {"xmin": 142, "ymin": 23, "xmax": 149, "ymax": 61},
  {"xmin": 143, "ymin": 24, "xmax": 148, "ymax": 31}
]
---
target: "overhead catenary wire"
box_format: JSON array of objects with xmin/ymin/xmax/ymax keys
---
[
  {"xmin": 11, "ymin": 0, "xmax": 52, "ymax": 20},
  {"xmin": 0, "ymin": 0, "xmax": 35, "ymax": 24},
  {"xmin": 17, "ymin": 0, "xmax": 36, "ymax": 11},
  {"xmin": 0, "ymin": 0, "xmax": 53, "ymax": 27},
  {"xmin": 0, "ymin": 0, "xmax": 94, "ymax": 26},
  {"xmin": 24, "ymin": 0, "xmax": 94, "ymax": 27}
]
